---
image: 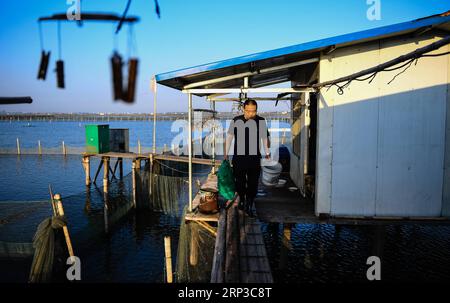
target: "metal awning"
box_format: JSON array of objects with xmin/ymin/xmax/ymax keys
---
[{"xmin": 155, "ymin": 11, "xmax": 450, "ymax": 92}]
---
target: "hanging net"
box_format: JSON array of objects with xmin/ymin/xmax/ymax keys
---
[{"xmin": 175, "ymin": 207, "xmax": 217, "ymax": 283}]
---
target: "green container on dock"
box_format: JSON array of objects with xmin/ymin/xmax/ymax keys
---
[{"xmin": 85, "ymin": 124, "xmax": 110, "ymax": 154}]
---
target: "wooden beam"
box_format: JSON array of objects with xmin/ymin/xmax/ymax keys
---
[
  {"xmin": 211, "ymin": 207, "xmax": 227, "ymax": 283},
  {"xmin": 224, "ymin": 204, "xmax": 240, "ymax": 283}
]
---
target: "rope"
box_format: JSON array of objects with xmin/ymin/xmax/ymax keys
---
[{"xmin": 154, "ymin": 159, "xmax": 208, "ymax": 175}]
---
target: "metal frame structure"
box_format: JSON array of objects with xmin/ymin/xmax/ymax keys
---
[{"xmin": 183, "ymin": 83, "xmax": 314, "ymax": 212}]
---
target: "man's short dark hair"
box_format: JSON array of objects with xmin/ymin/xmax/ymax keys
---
[{"xmin": 243, "ymin": 99, "xmax": 258, "ymax": 110}]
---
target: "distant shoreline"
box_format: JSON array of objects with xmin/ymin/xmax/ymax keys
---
[{"xmin": 0, "ymin": 111, "xmax": 290, "ymax": 121}]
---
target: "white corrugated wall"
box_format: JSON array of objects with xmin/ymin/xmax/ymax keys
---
[{"xmin": 316, "ymin": 32, "xmax": 449, "ymax": 217}]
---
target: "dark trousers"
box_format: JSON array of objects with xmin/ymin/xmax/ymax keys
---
[{"xmin": 232, "ymin": 156, "xmax": 261, "ymax": 207}]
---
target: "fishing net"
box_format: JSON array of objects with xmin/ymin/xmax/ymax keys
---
[
  {"xmin": 28, "ymin": 216, "xmax": 67, "ymax": 283},
  {"xmin": 0, "ymin": 154, "xmax": 211, "ymax": 282},
  {"xmin": 175, "ymin": 207, "xmax": 217, "ymax": 282}
]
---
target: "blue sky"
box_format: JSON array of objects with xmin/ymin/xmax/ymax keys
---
[{"xmin": 0, "ymin": 0, "xmax": 448, "ymax": 113}]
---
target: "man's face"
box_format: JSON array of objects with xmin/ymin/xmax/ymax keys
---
[{"xmin": 243, "ymin": 104, "xmax": 257, "ymax": 120}]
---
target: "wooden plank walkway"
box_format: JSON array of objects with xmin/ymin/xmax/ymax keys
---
[
  {"xmin": 211, "ymin": 203, "xmax": 273, "ymax": 283},
  {"xmin": 238, "ymin": 209, "xmax": 273, "ymax": 283}
]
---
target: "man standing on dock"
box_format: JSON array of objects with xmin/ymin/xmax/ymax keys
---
[{"xmin": 224, "ymin": 99, "xmax": 271, "ymax": 217}]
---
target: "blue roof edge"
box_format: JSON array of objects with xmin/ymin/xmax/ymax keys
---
[{"xmin": 155, "ymin": 14, "xmax": 450, "ymax": 83}]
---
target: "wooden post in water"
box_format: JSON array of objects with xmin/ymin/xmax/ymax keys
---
[
  {"xmin": 189, "ymin": 222, "xmax": 199, "ymax": 266},
  {"xmin": 16, "ymin": 138, "xmax": 20, "ymax": 155},
  {"xmin": 138, "ymin": 139, "xmax": 141, "ymax": 155},
  {"xmin": 164, "ymin": 236, "xmax": 173, "ymax": 283},
  {"xmin": 62, "ymin": 141, "xmax": 67, "ymax": 156},
  {"xmin": 53, "ymin": 194, "xmax": 75, "ymax": 257},
  {"xmin": 149, "ymin": 154, "xmax": 154, "ymax": 198},
  {"xmin": 103, "ymin": 157, "xmax": 110, "ymax": 192},
  {"xmin": 132, "ymin": 160, "xmax": 137, "ymax": 208},
  {"xmin": 82, "ymin": 156, "xmax": 91, "ymax": 186},
  {"xmin": 103, "ymin": 157, "xmax": 110, "ymax": 233},
  {"xmin": 38, "ymin": 140, "xmax": 42, "ymax": 155}
]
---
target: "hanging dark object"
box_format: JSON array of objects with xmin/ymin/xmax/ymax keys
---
[
  {"xmin": 55, "ymin": 60, "xmax": 65, "ymax": 89},
  {"xmin": 37, "ymin": 51, "xmax": 51, "ymax": 80},
  {"xmin": 123, "ymin": 58, "xmax": 139, "ymax": 103},
  {"xmin": 111, "ymin": 52, "xmax": 124, "ymax": 100},
  {"xmin": 155, "ymin": 0, "xmax": 161, "ymax": 18}
]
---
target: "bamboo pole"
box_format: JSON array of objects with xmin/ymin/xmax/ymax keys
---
[
  {"xmin": 16, "ymin": 138, "xmax": 20, "ymax": 155},
  {"xmin": 164, "ymin": 236, "xmax": 173, "ymax": 283},
  {"xmin": 138, "ymin": 139, "xmax": 141, "ymax": 155},
  {"xmin": 188, "ymin": 93, "xmax": 193, "ymax": 212},
  {"xmin": 149, "ymin": 154, "xmax": 153, "ymax": 197},
  {"xmin": 132, "ymin": 160, "xmax": 137, "ymax": 208},
  {"xmin": 152, "ymin": 77, "xmax": 157, "ymax": 154},
  {"xmin": 38, "ymin": 140, "xmax": 42, "ymax": 155},
  {"xmin": 53, "ymin": 194, "xmax": 75, "ymax": 257},
  {"xmin": 103, "ymin": 157, "xmax": 109, "ymax": 193},
  {"xmin": 103, "ymin": 157, "xmax": 110, "ymax": 233},
  {"xmin": 62, "ymin": 141, "xmax": 66, "ymax": 155}
]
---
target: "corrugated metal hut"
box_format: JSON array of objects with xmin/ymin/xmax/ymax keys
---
[{"xmin": 156, "ymin": 11, "xmax": 450, "ymax": 219}]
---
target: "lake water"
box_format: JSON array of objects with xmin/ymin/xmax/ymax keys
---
[{"xmin": 0, "ymin": 121, "xmax": 449, "ymax": 283}]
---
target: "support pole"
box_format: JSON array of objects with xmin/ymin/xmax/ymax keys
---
[
  {"xmin": 164, "ymin": 236, "xmax": 173, "ymax": 283},
  {"xmin": 53, "ymin": 194, "xmax": 75, "ymax": 257},
  {"xmin": 188, "ymin": 93, "xmax": 193, "ymax": 212},
  {"xmin": 119, "ymin": 157, "xmax": 123, "ymax": 179},
  {"xmin": 38, "ymin": 140, "xmax": 42, "ymax": 155},
  {"xmin": 82, "ymin": 156, "xmax": 91, "ymax": 186},
  {"xmin": 62, "ymin": 141, "xmax": 66, "ymax": 156},
  {"xmin": 152, "ymin": 77, "xmax": 157, "ymax": 154},
  {"xmin": 93, "ymin": 160, "xmax": 104, "ymax": 184},
  {"xmin": 16, "ymin": 138, "xmax": 20, "ymax": 155},
  {"xmin": 138, "ymin": 139, "xmax": 141, "ymax": 155},
  {"xmin": 149, "ymin": 153, "xmax": 154, "ymax": 198},
  {"xmin": 132, "ymin": 160, "xmax": 137, "ymax": 208},
  {"xmin": 103, "ymin": 157, "xmax": 109, "ymax": 193},
  {"xmin": 190, "ymin": 223, "xmax": 199, "ymax": 266},
  {"xmin": 103, "ymin": 157, "xmax": 110, "ymax": 233},
  {"xmin": 212, "ymin": 100, "xmax": 216, "ymax": 174}
]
